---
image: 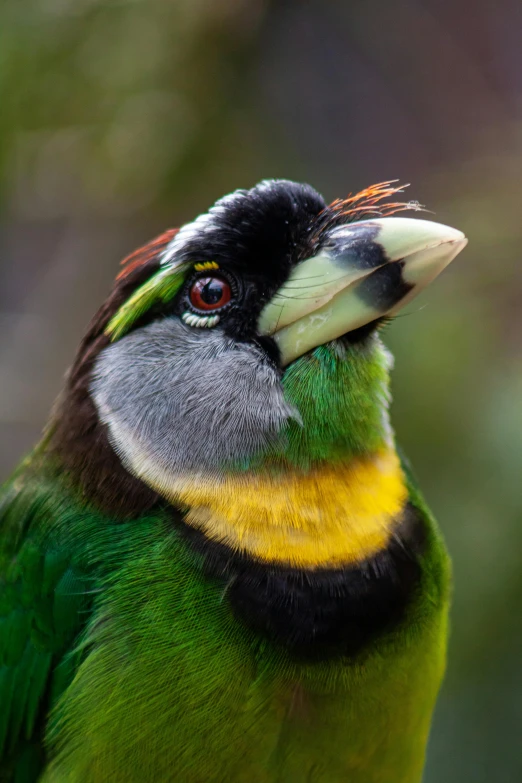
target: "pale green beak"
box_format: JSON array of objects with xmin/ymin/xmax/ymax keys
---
[{"xmin": 258, "ymin": 217, "xmax": 467, "ymax": 366}]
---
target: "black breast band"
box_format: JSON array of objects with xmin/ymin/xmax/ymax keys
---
[{"xmin": 180, "ymin": 502, "xmax": 426, "ymax": 661}]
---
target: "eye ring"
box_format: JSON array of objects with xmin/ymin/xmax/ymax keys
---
[{"xmin": 188, "ymin": 275, "xmax": 233, "ymax": 313}]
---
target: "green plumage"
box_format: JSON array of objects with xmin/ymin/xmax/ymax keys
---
[
  {"xmin": 0, "ymin": 465, "xmax": 90, "ymax": 781},
  {"xmin": 106, "ymin": 262, "xmax": 189, "ymax": 341},
  {"xmin": 0, "ymin": 456, "xmax": 449, "ymax": 783}
]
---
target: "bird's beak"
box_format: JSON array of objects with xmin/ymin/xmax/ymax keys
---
[{"xmin": 258, "ymin": 217, "xmax": 467, "ymax": 366}]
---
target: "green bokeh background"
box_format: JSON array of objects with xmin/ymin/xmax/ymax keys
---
[{"xmin": 1, "ymin": 1, "xmax": 521, "ymax": 780}]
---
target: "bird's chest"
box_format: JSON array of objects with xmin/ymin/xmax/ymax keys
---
[
  {"xmin": 45, "ymin": 598, "xmax": 444, "ymax": 783},
  {"xmin": 174, "ymin": 454, "xmax": 423, "ymax": 657},
  {"xmin": 44, "ymin": 515, "xmax": 445, "ymax": 783}
]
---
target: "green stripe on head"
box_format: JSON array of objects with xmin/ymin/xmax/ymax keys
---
[{"xmin": 106, "ymin": 262, "xmax": 191, "ymax": 341}]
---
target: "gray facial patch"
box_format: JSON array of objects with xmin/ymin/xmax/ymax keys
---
[{"xmin": 90, "ymin": 319, "xmax": 299, "ymax": 477}]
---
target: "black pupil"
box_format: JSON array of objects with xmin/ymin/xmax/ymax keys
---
[{"xmin": 201, "ymin": 279, "xmax": 224, "ymax": 304}]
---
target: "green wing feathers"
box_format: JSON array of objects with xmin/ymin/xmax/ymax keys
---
[{"xmin": 0, "ymin": 471, "xmax": 92, "ymax": 780}]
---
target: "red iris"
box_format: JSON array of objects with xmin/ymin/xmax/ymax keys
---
[{"xmin": 189, "ymin": 276, "xmax": 232, "ymax": 311}]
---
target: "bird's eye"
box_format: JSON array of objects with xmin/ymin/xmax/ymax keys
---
[{"xmin": 189, "ymin": 276, "xmax": 232, "ymax": 312}]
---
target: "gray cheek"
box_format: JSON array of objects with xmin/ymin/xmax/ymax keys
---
[{"xmin": 90, "ymin": 319, "xmax": 298, "ymax": 473}]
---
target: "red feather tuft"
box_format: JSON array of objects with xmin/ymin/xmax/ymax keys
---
[
  {"xmin": 324, "ymin": 181, "xmax": 422, "ymax": 221},
  {"xmin": 116, "ymin": 228, "xmax": 179, "ymax": 281}
]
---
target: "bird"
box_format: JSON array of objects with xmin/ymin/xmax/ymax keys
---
[{"xmin": 0, "ymin": 179, "xmax": 467, "ymax": 783}]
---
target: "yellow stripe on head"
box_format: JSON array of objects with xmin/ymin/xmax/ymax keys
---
[{"xmin": 194, "ymin": 261, "xmax": 219, "ymax": 272}]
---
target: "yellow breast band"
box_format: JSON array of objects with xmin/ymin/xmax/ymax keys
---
[{"xmin": 150, "ymin": 450, "xmax": 408, "ymax": 569}]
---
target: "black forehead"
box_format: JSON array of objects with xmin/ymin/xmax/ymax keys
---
[{"xmin": 171, "ymin": 180, "xmax": 327, "ymax": 286}]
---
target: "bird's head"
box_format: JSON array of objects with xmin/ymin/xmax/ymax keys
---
[{"xmin": 50, "ymin": 179, "xmax": 466, "ymax": 524}]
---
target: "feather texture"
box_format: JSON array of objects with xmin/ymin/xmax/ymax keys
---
[
  {"xmin": 0, "ymin": 453, "xmax": 449, "ymax": 782},
  {"xmin": 0, "ymin": 468, "xmax": 93, "ymax": 779}
]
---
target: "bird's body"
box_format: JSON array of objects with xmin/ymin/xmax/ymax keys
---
[{"xmin": 0, "ymin": 180, "xmax": 465, "ymax": 782}]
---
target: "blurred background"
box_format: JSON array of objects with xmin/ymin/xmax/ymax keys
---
[{"xmin": 1, "ymin": 0, "xmax": 521, "ymax": 779}]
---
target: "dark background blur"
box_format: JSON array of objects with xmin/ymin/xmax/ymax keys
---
[{"xmin": 1, "ymin": 1, "xmax": 521, "ymax": 780}]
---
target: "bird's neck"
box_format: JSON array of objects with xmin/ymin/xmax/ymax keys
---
[
  {"xmin": 147, "ymin": 338, "xmax": 406, "ymax": 569},
  {"xmin": 246, "ymin": 337, "xmax": 396, "ymax": 471}
]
